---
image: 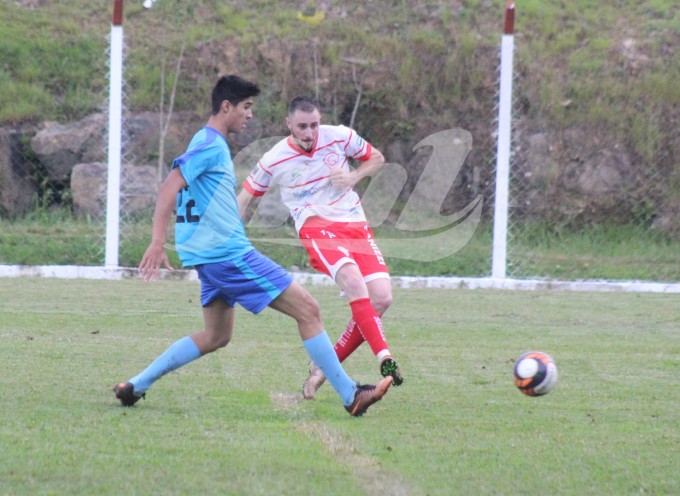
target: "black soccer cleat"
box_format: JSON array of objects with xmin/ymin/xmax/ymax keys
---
[
  {"xmin": 113, "ymin": 382, "xmax": 145, "ymax": 407},
  {"xmin": 380, "ymin": 357, "xmax": 404, "ymax": 386},
  {"xmin": 345, "ymin": 377, "xmax": 392, "ymax": 417}
]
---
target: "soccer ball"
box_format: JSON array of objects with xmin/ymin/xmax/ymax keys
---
[{"xmin": 513, "ymin": 351, "xmax": 558, "ymax": 397}]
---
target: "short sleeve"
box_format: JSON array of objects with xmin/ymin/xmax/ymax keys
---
[
  {"xmin": 242, "ymin": 160, "xmax": 272, "ymax": 197},
  {"xmin": 341, "ymin": 125, "xmax": 373, "ymax": 162},
  {"xmin": 172, "ymin": 130, "xmax": 225, "ymax": 186}
]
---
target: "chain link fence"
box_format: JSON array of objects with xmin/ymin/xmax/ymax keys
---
[
  {"xmin": 1, "ymin": 1, "xmax": 678, "ymax": 286},
  {"xmin": 500, "ymin": 25, "xmax": 680, "ymax": 283}
]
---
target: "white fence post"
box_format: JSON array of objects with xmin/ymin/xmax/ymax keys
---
[
  {"xmin": 105, "ymin": 0, "xmax": 124, "ymax": 268},
  {"xmin": 491, "ymin": 1, "xmax": 515, "ymax": 279}
]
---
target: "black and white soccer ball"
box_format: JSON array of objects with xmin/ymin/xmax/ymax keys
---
[{"xmin": 513, "ymin": 351, "xmax": 558, "ymax": 396}]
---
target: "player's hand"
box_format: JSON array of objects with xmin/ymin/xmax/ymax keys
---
[
  {"xmin": 138, "ymin": 242, "xmax": 174, "ymax": 282},
  {"xmin": 329, "ymin": 168, "xmax": 357, "ymax": 189}
]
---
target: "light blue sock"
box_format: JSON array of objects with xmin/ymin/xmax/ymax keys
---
[
  {"xmin": 130, "ymin": 336, "xmax": 201, "ymax": 394},
  {"xmin": 303, "ymin": 331, "xmax": 357, "ymax": 406}
]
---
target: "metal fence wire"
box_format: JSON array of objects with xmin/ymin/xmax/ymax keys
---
[
  {"xmin": 1, "ymin": 1, "xmax": 678, "ymax": 286},
  {"xmin": 494, "ymin": 19, "xmax": 680, "ymax": 283}
]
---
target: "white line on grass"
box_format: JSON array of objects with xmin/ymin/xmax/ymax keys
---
[
  {"xmin": 270, "ymin": 392, "xmax": 419, "ymax": 496},
  {"xmin": 3, "ymin": 265, "xmax": 680, "ymax": 293}
]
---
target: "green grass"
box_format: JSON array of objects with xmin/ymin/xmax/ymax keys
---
[
  {"xmin": 1, "ymin": 278, "xmax": 679, "ymax": 495},
  {"xmin": 508, "ymin": 223, "xmax": 680, "ymax": 281},
  {"xmin": 4, "ymin": 214, "xmax": 680, "ymax": 281},
  {"xmin": 0, "ymin": 210, "xmax": 104, "ymax": 265},
  {"xmin": 1, "ymin": 0, "xmax": 677, "ymax": 246},
  {"xmin": 1, "ymin": 0, "xmax": 677, "ymax": 148},
  {"xmin": 0, "ymin": 3, "xmax": 105, "ymax": 122}
]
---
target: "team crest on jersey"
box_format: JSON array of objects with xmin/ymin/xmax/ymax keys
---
[{"xmin": 323, "ymin": 152, "xmax": 340, "ymax": 168}]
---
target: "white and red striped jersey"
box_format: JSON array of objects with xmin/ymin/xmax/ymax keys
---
[{"xmin": 243, "ymin": 125, "xmax": 373, "ymax": 232}]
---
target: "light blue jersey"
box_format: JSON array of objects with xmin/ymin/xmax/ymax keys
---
[{"xmin": 172, "ymin": 127, "xmax": 253, "ymax": 266}]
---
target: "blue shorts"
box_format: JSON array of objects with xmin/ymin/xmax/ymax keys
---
[{"xmin": 195, "ymin": 249, "xmax": 294, "ymax": 314}]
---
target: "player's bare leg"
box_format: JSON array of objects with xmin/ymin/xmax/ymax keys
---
[
  {"xmin": 336, "ymin": 264, "xmax": 402, "ymax": 384},
  {"xmin": 304, "ymin": 265, "xmax": 402, "ymax": 399},
  {"xmin": 271, "ymin": 281, "xmax": 391, "ymax": 414},
  {"xmin": 365, "ymin": 277, "xmax": 402, "ymax": 385},
  {"xmin": 114, "ymin": 300, "xmax": 233, "ymax": 406}
]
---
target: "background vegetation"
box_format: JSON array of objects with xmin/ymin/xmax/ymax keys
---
[
  {"xmin": 1, "ymin": 0, "xmax": 677, "ymax": 156},
  {"xmin": 4, "ymin": 210, "xmax": 680, "ymax": 280},
  {"xmin": 0, "ymin": 0, "xmax": 678, "ymax": 279}
]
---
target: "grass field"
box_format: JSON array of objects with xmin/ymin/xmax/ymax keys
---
[{"xmin": 1, "ymin": 277, "xmax": 679, "ymax": 495}]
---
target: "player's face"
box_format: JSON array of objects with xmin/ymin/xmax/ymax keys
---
[
  {"xmin": 287, "ymin": 109, "xmax": 320, "ymax": 152},
  {"xmin": 224, "ymin": 98, "xmax": 254, "ymax": 133}
]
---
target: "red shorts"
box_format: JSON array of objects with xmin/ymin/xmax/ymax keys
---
[{"xmin": 299, "ymin": 217, "xmax": 390, "ymax": 281}]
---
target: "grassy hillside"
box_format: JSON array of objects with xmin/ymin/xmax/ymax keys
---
[
  {"xmin": 0, "ymin": 0, "xmax": 679, "ymax": 278},
  {"xmin": 1, "ymin": 0, "xmax": 678, "ymax": 253},
  {"xmin": 1, "ymin": 0, "xmax": 677, "ymax": 148}
]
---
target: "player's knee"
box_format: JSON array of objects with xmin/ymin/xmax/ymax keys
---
[
  {"xmin": 296, "ymin": 291, "xmax": 321, "ymax": 323},
  {"xmin": 202, "ymin": 327, "xmax": 232, "ymax": 352},
  {"xmin": 371, "ymin": 292, "xmax": 393, "ymax": 315},
  {"xmin": 213, "ymin": 333, "xmax": 231, "ymax": 350},
  {"xmin": 339, "ymin": 274, "xmax": 368, "ymax": 300}
]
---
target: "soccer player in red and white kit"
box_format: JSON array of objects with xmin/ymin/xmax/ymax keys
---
[{"xmin": 237, "ymin": 96, "xmax": 403, "ymax": 399}]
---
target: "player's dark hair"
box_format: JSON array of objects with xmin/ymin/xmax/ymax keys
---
[
  {"xmin": 211, "ymin": 75, "xmax": 261, "ymax": 114},
  {"xmin": 288, "ymin": 95, "xmax": 320, "ymax": 116}
]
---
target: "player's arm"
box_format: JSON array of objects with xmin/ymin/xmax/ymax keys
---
[
  {"xmin": 238, "ymin": 161, "xmax": 270, "ymax": 220},
  {"xmin": 330, "ymin": 146, "xmax": 385, "ymax": 189},
  {"xmin": 138, "ymin": 167, "xmax": 187, "ymax": 282},
  {"xmin": 236, "ymin": 187, "xmax": 258, "ymax": 220}
]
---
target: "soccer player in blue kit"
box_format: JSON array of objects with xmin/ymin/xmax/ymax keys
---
[{"xmin": 113, "ymin": 75, "xmax": 391, "ymax": 416}]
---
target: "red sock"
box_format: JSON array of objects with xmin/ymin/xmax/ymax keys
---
[
  {"xmin": 333, "ymin": 319, "xmax": 364, "ymax": 362},
  {"xmin": 349, "ymin": 298, "xmax": 389, "ymax": 356}
]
